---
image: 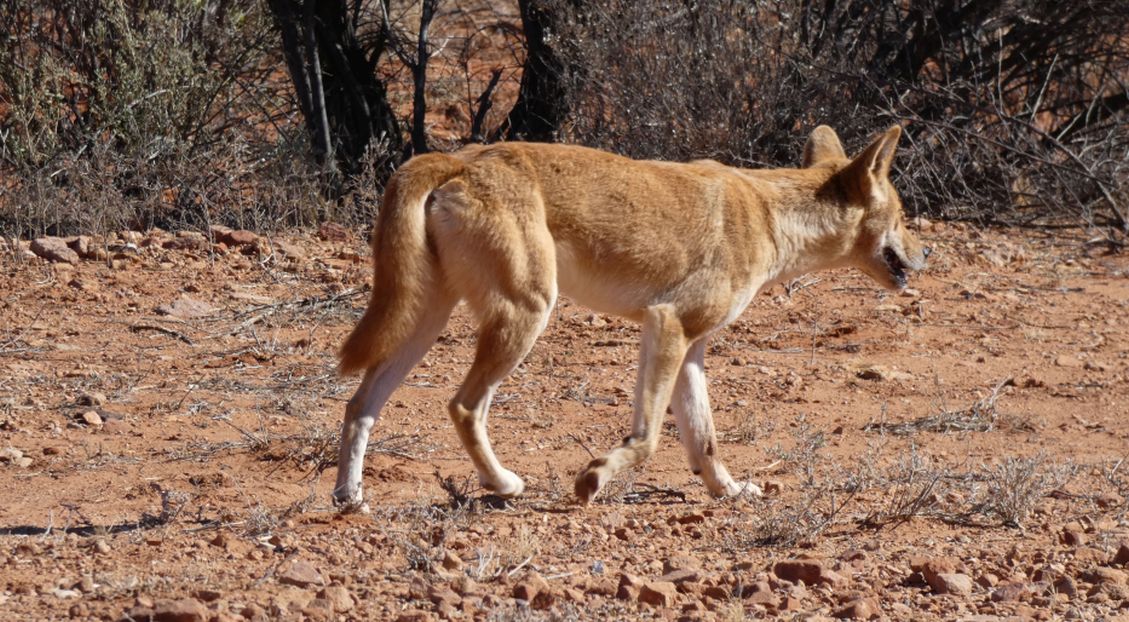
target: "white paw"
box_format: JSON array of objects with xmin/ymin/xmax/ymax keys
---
[
  {"xmin": 482, "ymin": 469, "xmax": 525, "ymax": 497},
  {"xmin": 716, "ymin": 480, "xmax": 763, "ymax": 498},
  {"xmin": 332, "ymin": 487, "xmax": 370, "ymax": 514}
]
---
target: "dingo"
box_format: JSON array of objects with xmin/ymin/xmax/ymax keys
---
[{"xmin": 332, "ymin": 125, "xmax": 928, "ymax": 510}]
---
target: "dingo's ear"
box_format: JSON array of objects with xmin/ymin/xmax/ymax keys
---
[
  {"xmin": 802, "ymin": 125, "xmax": 847, "ymax": 167},
  {"xmin": 842, "ymin": 125, "xmax": 901, "ymax": 204}
]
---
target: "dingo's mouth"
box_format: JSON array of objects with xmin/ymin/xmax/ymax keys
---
[{"xmin": 883, "ymin": 247, "xmax": 908, "ymax": 288}]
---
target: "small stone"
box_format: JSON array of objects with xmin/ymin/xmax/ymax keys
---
[
  {"xmin": 427, "ymin": 585, "xmax": 460, "ymax": 607},
  {"xmin": 1112, "ymin": 542, "xmax": 1129, "ymax": 566},
  {"xmin": 31, "ymin": 237, "xmax": 79, "ymax": 264},
  {"xmin": 52, "ymin": 588, "xmax": 80, "ymax": 599},
  {"xmin": 1054, "ymin": 354, "xmax": 1084, "ymax": 368},
  {"xmin": 1061, "ymin": 527, "xmax": 1087, "ymax": 547},
  {"xmin": 513, "ymin": 573, "xmax": 548, "ymax": 603},
  {"xmin": 773, "ymin": 559, "xmax": 823, "ymax": 585},
  {"xmin": 0, "ymin": 447, "xmax": 23, "ymax": 463},
  {"xmin": 930, "ymin": 573, "xmax": 974, "ymax": 596},
  {"xmin": 393, "ymin": 611, "xmax": 434, "ymax": 622},
  {"xmin": 278, "ymin": 560, "xmax": 324, "ymax": 588},
  {"xmin": 854, "ymin": 364, "xmax": 913, "ymax": 382},
  {"xmin": 663, "ymin": 554, "xmax": 701, "ymax": 574},
  {"xmin": 80, "ymin": 411, "xmax": 103, "ymax": 427},
  {"xmin": 441, "ymin": 550, "xmax": 464, "ymax": 571},
  {"xmin": 834, "ymin": 597, "xmax": 880, "ymax": 620},
  {"xmin": 93, "ymin": 539, "xmax": 111, "ymax": 554},
  {"xmin": 991, "ymin": 581, "xmax": 1033, "ymax": 603},
  {"xmin": 1080, "ymin": 567, "xmax": 1127, "ymax": 585},
  {"xmin": 659, "ymin": 569, "xmax": 701, "ymax": 584},
  {"xmin": 152, "ymin": 598, "xmax": 208, "ymax": 622},
  {"xmin": 638, "ymin": 581, "xmax": 678, "ymax": 607},
  {"xmin": 223, "ymin": 230, "xmax": 259, "ymax": 246},
  {"xmin": 14, "ymin": 456, "xmax": 32, "ymax": 468},
  {"xmin": 740, "ymin": 581, "xmax": 777, "ymax": 607},
  {"xmin": 315, "ymin": 586, "xmax": 353, "ymax": 613},
  {"xmin": 617, "ymin": 573, "xmax": 643, "ymax": 601},
  {"xmin": 155, "ymin": 295, "xmax": 217, "ymax": 319},
  {"xmin": 274, "ymin": 240, "xmax": 306, "ymax": 262}
]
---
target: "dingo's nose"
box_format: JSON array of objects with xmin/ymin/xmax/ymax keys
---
[{"xmin": 922, "ymin": 247, "xmax": 932, "ymax": 259}]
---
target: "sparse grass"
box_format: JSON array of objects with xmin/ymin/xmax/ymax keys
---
[{"xmin": 863, "ymin": 378, "xmax": 1026, "ymax": 436}]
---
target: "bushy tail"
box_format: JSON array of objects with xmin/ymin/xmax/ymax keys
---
[{"xmin": 338, "ymin": 153, "xmax": 465, "ymax": 375}]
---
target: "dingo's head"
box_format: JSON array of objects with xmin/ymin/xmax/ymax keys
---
[{"xmin": 803, "ymin": 125, "xmax": 930, "ymax": 290}]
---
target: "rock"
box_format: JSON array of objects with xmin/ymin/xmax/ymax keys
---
[
  {"xmin": 773, "ymin": 559, "xmax": 824, "ymax": 585},
  {"xmin": 93, "ymin": 539, "xmax": 111, "ymax": 555},
  {"xmin": 80, "ymin": 411, "xmax": 103, "ymax": 427},
  {"xmin": 739, "ymin": 581, "xmax": 777, "ymax": 607},
  {"xmin": 929, "ymin": 573, "xmax": 973, "ymax": 596},
  {"xmin": 156, "ymin": 296, "xmax": 217, "ymax": 319},
  {"xmin": 1112, "ymin": 542, "xmax": 1129, "ymax": 566},
  {"xmin": 317, "ymin": 222, "xmax": 351, "ymax": 242},
  {"xmin": 31, "ymin": 237, "xmax": 79, "ymax": 264},
  {"xmin": 427, "ymin": 585, "xmax": 460, "ymax": 607},
  {"xmin": 854, "ymin": 364, "xmax": 913, "ymax": 382},
  {"xmin": 394, "ymin": 611, "xmax": 434, "ymax": 622},
  {"xmin": 441, "ymin": 550, "xmax": 464, "ymax": 571},
  {"xmin": 66, "ymin": 236, "xmax": 92, "ymax": 258},
  {"xmin": 663, "ymin": 554, "xmax": 701, "ymax": 574},
  {"xmin": 638, "ymin": 581, "xmax": 678, "ymax": 607},
  {"xmin": 834, "ymin": 597, "xmax": 880, "ymax": 620},
  {"xmin": 52, "ymin": 588, "xmax": 80, "ymax": 599},
  {"xmin": 221, "ymin": 229, "xmax": 259, "ymax": 246},
  {"xmin": 78, "ymin": 392, "xmax": 107, "ymax": 407},
  {"xmin": 278, "ymin": 560, "xmax": 324, "ymax": 588},
  {"xmin": 151, "ymin": 598, "xmax": 208, "ymax": 622},
  {"xmin": 77, "ymin": 413, "xmax": 101, "ymax": 428},
  {"xmin": 909, "ymin": 556, "xmax": 960, "ymax": 588},
  {"xmin": 0, "ymin": 447, "xmax": 23, "ymax": 463},
  {"xmin": 1054, "ymin": 354, "xmax": 1084, "ymax": 368},
  {"xmin": 1061, "ymin": 526, "xmax": 1087, "ymax": 546},
  {"xmin": 658, "ymin": 569, "xmax": 701, "ymax": 584},
  {"xmin": 617, "ymin": 573, "xmax": 643, "ymax": 601},
  {"xmin": 991, "ymin": 581, "xmax": 1033, "ymax": 602},
  {"xmin": 513, "ymin": 573, "xmax": 548, "ymax": 603},
  {"xmin": 274, "ymin": 240, "xmax": 305, "ymax": 262},
  {"xmin": 14, "ymin": 456, "xmax": 32, "ymax": 468},
  {"xmin": 1080, "ymin": 567, "xmax": 1127, "ymax": 585},
  {"xmin": 191, "ymin": 589, "xmax": 221, "ymax": 602}
]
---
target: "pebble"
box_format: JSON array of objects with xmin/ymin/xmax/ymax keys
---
[
  {"xmin": 512, "ymin": 572, "xmax": 548, "ymax": 603},
  {"xmin": 835, "ymin": 597, "xmax": 880, "ymax": 620},
  {"xmin": 638, "ymin": 581, "xmax": 678, "ymax": 607},
  {"xmin": 80, "ymin": 411, "xmax": 103, "ymax": 427},
  {"xmin": 1112, "ymin": 542, "xmax": 1129, "ymax": 566},
  {"xmin": 155, "ymin": 295, "xmax": 218, "ymax": 319},
  {"xmin": 149, "ymin": 598, "xmax": 208, "ymax": 622},
  {"xmin": 773, "ymin": 558, "xmax": 841, "ymax": 585},
  {"xmin": 277, "ymin": 560, "xmax": 324, "ymax": 588},
  {"xmin": 318, "ymin": 586, "xmax": 354, "ymax": 613},
  {"xmin": 930, "ymin": 573, "xmax": 974, "ymax": 596},
  {"xmin": 617, "ymin": 573, "xmax": 643, "ymax": 601}
]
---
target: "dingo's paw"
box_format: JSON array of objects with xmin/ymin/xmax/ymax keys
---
[
  {"xmin": 482, "ymin": 469, "xmax": 525, "ymax": 497},
  {"xmin": 574, "ymin": 458, "xmax": 612, "ymax": 504},
  {"xmin": 332, "ymin": 488, "xmax": 371, "ymax": 514},
  {"xmin": 717, "ymin": 480, "xmax": 763, "ymax": 498}
]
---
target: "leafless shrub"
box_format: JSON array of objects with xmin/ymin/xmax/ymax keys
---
[
  {"xmin": 863, "ymin": 378, "xmax": 1028, "ymax": 436},
  {"xmin": 543, "ymin": 0, "xmax": 1129, "ymax": 237},
  {"xmin": 962, "ymin": 455, "xmax": 1076, "ymax": 528}
]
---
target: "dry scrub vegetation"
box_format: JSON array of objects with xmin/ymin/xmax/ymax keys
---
[{"xmin": 2, "ymin": 1, "xmax": 1129, "ymax": 621}]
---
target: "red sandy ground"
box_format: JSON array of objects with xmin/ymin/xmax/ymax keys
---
[{"xmin": 1, "ymin": 221, "xmax": 1127, "ymax": 621}]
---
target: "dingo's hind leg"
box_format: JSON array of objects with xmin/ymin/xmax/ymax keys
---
[
  {"xmin": 575, "ymin": 304, "xmax": 689, "ymax": 503},
  {"xmin": 448, "ymin": 300, "xmax": 553, "ymax": 497},
  {"xmin": 672, "ymin": 340, "xmax": 762, "ymax": 498},
  {"xmin": 333, "ymin": 293, "xmax": 456, "ymax": 511}
]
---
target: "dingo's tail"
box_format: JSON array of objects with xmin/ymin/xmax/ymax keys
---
[{"xmin": 338, "ymin": 153, "xmax": 465, "ymax": 375}]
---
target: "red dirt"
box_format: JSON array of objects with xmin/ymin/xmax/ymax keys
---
[{"xmin": 1, "ymin": 222, "xmax": 1128, "ymax": 621}]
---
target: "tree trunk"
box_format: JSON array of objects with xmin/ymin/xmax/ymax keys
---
[{"xmin": 497, "ymin": 0, "xmax": 579, "ymax": 142}]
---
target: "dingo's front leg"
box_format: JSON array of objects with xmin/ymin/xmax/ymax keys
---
[
  {"xmin": 672, "ymin": 340, "xmax": 762, "ymax": 498},
  {"xmin": 575, "ymin": 304, "xmax": 688, "ymax": 503}
]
